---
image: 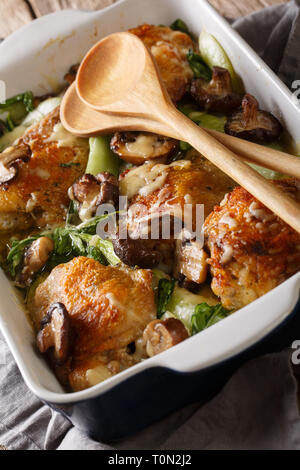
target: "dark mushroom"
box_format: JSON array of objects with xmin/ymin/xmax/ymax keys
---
[
  {"xmin": 36, "ymin": 303, "xmax": 70, "ymax": 364},
  {"xmin": 0, "ymin": 145, "xmax": 31, "ymax": 185},
  {"xmin": 15, "ymin": 237, "xmax": 54, "ymax": 288},
  {"xmin": 112, "ymin": 233, "xmax": 161, "ymax": 269},
  {"xmin": 64, "ymin": 64, "xmax": 80, "ymax": 85},
  {"xmin": 224, "ymin": 93, "xmax": 283, "ymax": 143},
  {"xmin": 110, "ymin": 132, "xmax": 179, "ymax": 165},
  {"xmin": 177, "ymin": 273, "xmax": 200, "ymax": 293},
  {"xmin": 173, "ymin": 239, "xmax": 208, "ymax": 289},
  {"xmin": 190, "ymin": 66, "xmax": 242, "ymax": 114},
  {"xmin": 68, "ymin": 172, "xmax": 119, "ymax": 221},
  {"xmin": 143, "ymin": 317, "xmax": 189, "ymax": 357}
]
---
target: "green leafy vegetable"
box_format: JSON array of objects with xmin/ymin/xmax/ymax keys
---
[
  {"xmin": 170, "ymin": 19, "xmax": 190, "ymax": 35},
  {"xmin": 191, "ymin": 302, "xmax": 231, "ymax": 335},
  {"xmin": 88, "ymin": 236, "xmax": 121, "ymax": 266},
  {"xmin": 199, "ymin": 30, "xmax": 244, "ymax": 94},
  {"xmin": 187, "ymin": 49, "xmax": 212, "ymax": 81},
  {"xmin": 0, "ymin": 92, "xmax": 34, "ymax": 130},
  {"xmin": 188, "ymin": 111, "xmax": 226, "ymax": 133},
  {"xmin": 6, "ymin": 213, "xmax": 120, "ymax": 282},
  {"xmin": 0, "ymin": 91, "xmax": 34, "ymax": 114},
  {"xmin": 179, "ymin": 141, "xmax": 192, "ymax": 151},
  {"xmin": 87, "ymin": 136, "xmax": 120, "ymax": 177},
  {"xmin": 157, "ymin": 278, "xmax": 175, "ymax": 318},
  {"xmin": 177, "ymin": 102, "xmax": 198, "ymax": 116},
  {"xmin": 51, "ymin": 213, "xmax": 120, "ymax": 265},
  {"xmin": 164, "ymin": 285, "xmax": 220, "ymax": 334},
  {"xmin": 66, "ymin": 201, "xmax": 79, "ymax": 226},
  {"xmin": 0, "ymin": 97, "xmax": 62, "ymax": 152}
]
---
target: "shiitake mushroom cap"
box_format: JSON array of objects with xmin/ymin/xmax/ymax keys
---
[
  {"xmin": 224, "ymin": 93, "xmax": 283, "ymax": 143},
  {"xmin": 110, "ymin": 132, "xmax": 179, "ymax": 165},
  {"xmin": 190, "ymin": 66, "xmax": 242, "ymax": 115}
]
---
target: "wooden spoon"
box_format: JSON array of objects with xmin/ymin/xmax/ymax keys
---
[
  {"xmin": 62, "ymin": 32, "xmax": 300, "ymax": 233},
  {"xmin": 61, "ymin": 83, "xmax": 300, "ymax": 179}
]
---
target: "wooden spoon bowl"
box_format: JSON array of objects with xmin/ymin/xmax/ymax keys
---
[
  {"xmin": 61, "ymin": 83, "xmax": 176, "ymax": 138},
  {"xmin": 61, "ymin": 31, "xmax": 300, "ymax": 234}
]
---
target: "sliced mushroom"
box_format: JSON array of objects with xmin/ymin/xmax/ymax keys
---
[
  {"xmin": 177, "ymin": 273, "xmax": 200, "ymax": 294},
  {"xmin": 0, "ymin": 145, "xmax": 31, "ymax": 184},
  {"xmin": 110, "ymin": 132, "xmax": 179, "ymax": 165},
  {"xmin": 224, "ymin": 93, "xmax": 283, "ymax": 143},
  {"xmin": 64, "ymin": 64, "xmax": 80, "ymax": 85},
  {"xmin": 112, "ymin": 232, "xmax": 161, "ymax": 269},
  {"xmin": 173, "ymin": 239, "xmax": 208, "ymax": 289},
  {"xmin": 68, "ymin": 172, "xmax": 119, "ymax": 221},
  {"xmin": 190, "ymin": 66, "xmax": 242, "ymax": 114},
  {"xmin": 143, "ymin": 318, "xmax": 189, "ymax": 357},
  {"xmin": 36, "ymin": 302, "xmax": 70, "ymax": 364},
  {"xmin": 15, "ymin": 237, "xmax": 54, "ymax": 288}
]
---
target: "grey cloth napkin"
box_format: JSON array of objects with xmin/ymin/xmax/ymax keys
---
[
  {"xmin": 233, "ymin": 0, "xmax": 300, "ymax": 88},
  {"xmin": 1, "ymin": 1, "xmax": 300, "ymax": 450}
]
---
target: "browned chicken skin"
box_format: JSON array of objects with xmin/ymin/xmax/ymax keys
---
[
  {"xmin": 0, "ymin": 108, "xmax": 88, "ymax": 232},
  {"xmin": 34, "ymin": 257, "xmax": 156, "ymax": 391},
  {"xmin": 129, "ymin": 24, "xmax": 194, "ymax": 102},
  {"xmin": 204, "ymin": 179, "xmax": 300, "ymax": 309}
]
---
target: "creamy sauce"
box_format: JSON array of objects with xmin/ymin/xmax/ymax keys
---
[
  {"xmin": 219, "ymin": 215, "xmax": 237, "ymax": 229},
  {"xmin": 46, "ymin": 123, "xmax": 88, "ymax": 148},
  {"xmin": 86, "ymin": 364, "xmax": 112, "ymax": 387},
  {"xmin": 120, "ymin": 160, "xmax": 191, "ymax": 200},
  {"xmin": 120, "ymin": 162, "xmax": 168, "ymax": 199},
  {"xmin": 29, "ymin": 168, "xmax": 50, "ymax": 180},
  {"xmin": 125, "ymin": 134, "xmax": 159, "ymax": 157}
]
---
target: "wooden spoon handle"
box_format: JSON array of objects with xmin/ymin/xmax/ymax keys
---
[
  {"xmin": 205, "ymin": 128, "xmax": 300, "ymax": 179},
  {"xmin": 165, "ymin": 106, "xmax": 300, "ymax": 234}
]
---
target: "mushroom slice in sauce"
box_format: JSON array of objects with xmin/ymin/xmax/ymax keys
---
[
  {"xmin": 68, "ymin": 172, "xmax": 119, "ymax": 221},
  {"xmin": 190, "ymin": 66, "xmax": 242, "ymax": 115},
  {"xmin": 36, "ymin": 302, "xmax": 70, "ymax": 364},
  {"xmin": 0, "ymin": 145, "xmax": 31, "ymax": 184},
  {"xmin": 174, "ymin": 239, "xmax": 208, "ymax": 290},
  {"xmin": 110, "ymin": 132, "xmax": 179, "ymax": 165},
  {"xmin": 224, "ymin": 93, "xmax": 282, "ymax": 143},
  {"xmin": 15, "ymin": 237, "xmax": 54, "ymax": 288},
  {"xmin": 143, "ymin": 318, "xmax": 189, "ymax": 357},
  {"xmin": 112, "ymin": 232, "xmax": 161, "ymax": 269}
]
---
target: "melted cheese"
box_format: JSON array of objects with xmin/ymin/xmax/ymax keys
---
[
  {"xmin": 219, "ymin": 215, "xmax": 238, "ymax": 229},
  {"xmin": 220, "ymin": 245, "xmax": 233, "ymax": 264},
  {"xmin": 86, "ymin": 365, "xmax": 112, "ymax": 387},
  {"xmin": 125, "ymin": 134, "xmax": 158, "ymax": 157},
  {"xmin": 46, "ymin": 123, "xmax": 88, "ymax": 148},
  {"xmin": 120, "ymin": 162, "xmax": 168, "ymax": 199},
  {"xmin": 246, "ymin": 201, "xmax": 275, "ymax": 223},
  {"xmin": 120, "ymin": 160, "xmax": 191, "ymax": 200}
]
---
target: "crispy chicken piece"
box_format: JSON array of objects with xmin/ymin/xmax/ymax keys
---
[
  {"xmin": 120, "ymin": 151, "xmax": 235, "ymax": 236},
  {"xmin": 0, "ymin": 107, "xmax": 88, "ymax": 232},
  {"xmin": 34, "ymin": 257, "xmax": 156, "ymax": 391},
  {"xmin": 129, "ymin": 24, "xmax": 195, "ymax": 102},
  {"xmin": 204, "ymin": 180, "xmax": 300, "ymax": 309},
  {"xmin": 120, "ymin": 151, "xmax": 234, "ymax": 282}
]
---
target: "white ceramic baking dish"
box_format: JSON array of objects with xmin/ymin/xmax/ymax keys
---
[{"xmin": 0, "ymin": 0, "xmax": 300, "ymax": 441}]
